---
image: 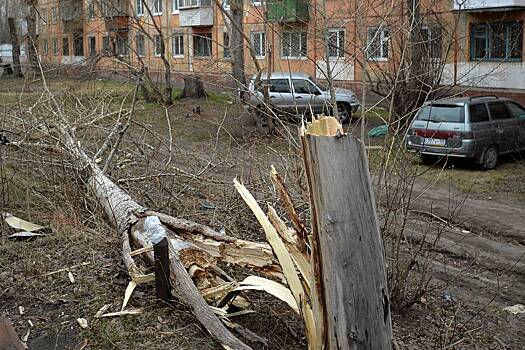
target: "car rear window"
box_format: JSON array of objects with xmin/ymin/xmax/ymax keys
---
[
  {"xmin": 469, "ymin": 104, "xmax": 490, "ymax": 123},
  {"xmin": 488, "ymin": 102, "xmax": 511, "ymax": 120},
  {"xmin": 507, "ymin": 102, "xmax": 525, "ymax": 120},
  {"xmin": 417, "ymin": 104, "xmax": 465, "ymax": 123}
]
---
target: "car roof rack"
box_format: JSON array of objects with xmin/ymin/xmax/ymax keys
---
[{"xmin": 469, "ymin": 95, "xmax": 499, "ymax": 100}]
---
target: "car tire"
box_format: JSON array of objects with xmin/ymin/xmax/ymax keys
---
[
  {"xmin": 420, "ymin": 154, "xmax": 437, "ymax": 165},
  {"xmin": 482, "ymin": 145, "xmax": 498, "ymax": 170},
  {"xmin": 337, "ymin": 103, "xmax": 352, "ymax": 123}
]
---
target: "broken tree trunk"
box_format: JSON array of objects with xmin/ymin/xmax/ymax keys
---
[
  {"xmin": 301, "ymin": 117, "xmax": 393, "ymax": 350},
  {"xmin": 181, "ymin": 76, "xmax": 206, "ymax": 99}
]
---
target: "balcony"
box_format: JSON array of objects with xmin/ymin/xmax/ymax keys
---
[
  {"xmin": 453, "ymin": 0, "xmax": 525, "ymax": 11},
  {"xmin": 266, "ymin": 0, "xmax": 309, "ymax": 23},
  {"xmin": 105, "ymin": 16, "xmax": 129, "ymax": 32},
  {"xmin": 178, "ymin": 0, "xmax": 213, "ymax": 27},
  {"xmin": 61, "ymin": 0, "xmax": 83, "ymax": 33}
]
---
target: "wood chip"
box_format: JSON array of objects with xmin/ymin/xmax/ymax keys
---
[
  {"xmin": 235, "ymin": 276, "xmax": 298, "ymax": 313},
  {"xmin": 68, "ymin": 271, "xmax": 75, "ymax": 284},
  {"xmin": 76, "ymin": 318, "xmax": 89, "ymax": 330},
  {"xmin": 94, "ymin": 304, "xmax": 112, "ymax": 319},
  {"xmin": 99, "ymin": 308, "xmax": 144, "ymax": 318}
]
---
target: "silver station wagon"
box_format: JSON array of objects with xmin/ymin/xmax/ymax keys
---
[
  {"xmin": 247, "ymin": 72, "xmax": 360, "ymax": 122},
  {"xmin": 407, "ymin": 96, "xmax": 525, "ymax": 169}
]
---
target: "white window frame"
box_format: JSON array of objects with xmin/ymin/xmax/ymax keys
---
[
  {"xmin": 41, "ymin": 8, "xmax": 48, "ymax": 26},
  {"xmin": 154, "ymin": 35, "xmax": 163, "ymax": 56},
  {"xmin": 86, "ymin": 1, "xmax": 95, "ymax": 19},
  {"xmin": 251, "ymin": 31, "xmax": 266, "ymax": 59},
  {"xmin": 281, "ymin": 31, "xmax": 307, "ymax": 59},
  {"xmin": 222, "ymin": 0, "xmax": 230, "ymax": 10},
  {"xmin": 172, "ymin": 33, "xmax": 184, "ymax": 57},
  {"xmin": 179, "ymin": 0, "xmax": 199, "ymax": 9},
  {"xmin": 327, "ymin": 28, "xmax": 345, "ymax": 59},
  {"xmin": 172, "ymin": 0, "xmax": 179, "ymax": 13},
  {"xmin": 52, "ymin": 38, "xmax": 59, "ymax": 55},
  {"xmin": 153, "ymin": 0, "xmax": 163, "ymax": 15},
  {"xmin": 51, "ymin": 7, "xmax": 57, "ymax": 23},
  {"xmin": 136, "ymin": 34, "xmax": 146, "ymax": 57},
  {"xmin": 367, "ymin": 27, "xmax": 389, "ymax": 61},
  {"xmin": 42, "ymin": 39, "xmax": 48, "ymax": 54},
  {"xmin": 252, "ymin": 0, "xmax": 262, "ymax": 6},
  {"xmin": 136, "ymin": 0, "xmax": 144, "ymax": 16}
]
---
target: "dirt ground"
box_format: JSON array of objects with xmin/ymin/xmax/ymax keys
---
[{"xmin": 0, "ymin": 76, "xmax": 524, "ymax": 349}]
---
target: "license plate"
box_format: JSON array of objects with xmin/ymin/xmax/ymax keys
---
[{"xmin": 424, "ymin": 138, "xmax": 446, "ymax": 147}]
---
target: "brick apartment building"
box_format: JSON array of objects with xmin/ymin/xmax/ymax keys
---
[{"xmin": 35, "ymin": 0, "xmax": 525, "ymax": 102}]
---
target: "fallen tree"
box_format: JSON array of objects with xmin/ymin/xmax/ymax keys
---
[{"xmin": 34, "ymin": 59, "xmax": 392, "ymax": 348}]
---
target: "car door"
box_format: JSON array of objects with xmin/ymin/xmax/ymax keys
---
[
  {"xmin": 268, "ymin": 78, "xmax": 294, "ymax": 114},
  {"xmin": 469, "ymin": 103, "xmax": 494, "ymax": 156},
  {"xmin": 291, "ymin": 78, "xmax": 324, "ymax": 115},
  {"xmin": 506, "ymin": 101, "xmax": 525, "ymax": 150},
  {"xmin": 487, "ymin": 101, "xmax": 519, "ymax": 153}
]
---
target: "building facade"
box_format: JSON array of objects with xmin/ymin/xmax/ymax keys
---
[{"xmin": 35, "ymin": 0, "xmax": 525, "ymax": 103}]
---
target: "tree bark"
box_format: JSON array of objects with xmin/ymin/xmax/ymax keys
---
[
  {"xmin": 8, "ymin": 17, "xmax": 23, "ymax": 77},
  {"xmin": 26, "ymin": 2, "xmax": 38, "ymax": 71},
  {"xmin": 230, "ymin": 0, "xmax": 246, "ymax": 99},
  {"xmin": 301, "ymin": 118, "xmax": 393, "ymax": 350}
]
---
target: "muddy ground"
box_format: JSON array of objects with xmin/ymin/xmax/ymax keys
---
[{"xmin": 0, "ymin": 76, "xmax": 524, "ymax": 349}]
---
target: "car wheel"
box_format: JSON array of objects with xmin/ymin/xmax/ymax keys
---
[
  {"xmin": 482, "ymin": 145, "xmax": 498, "ymax": 170},
  {"xmin": 420, "ymin": 154, "xmax": 436, "ymax": 165},
  {"xmin": 337, "ymin": 103, "xmax": 352, "ymax": 123}
]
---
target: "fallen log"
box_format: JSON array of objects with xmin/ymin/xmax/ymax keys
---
[{"xmin": 52, "ymin": 108, "xmax": 252, "ymax": 349}]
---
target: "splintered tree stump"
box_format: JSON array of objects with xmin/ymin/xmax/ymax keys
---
[{"xmin": 181, "ymin": 76, "xmax": 206, "ymax": 99}]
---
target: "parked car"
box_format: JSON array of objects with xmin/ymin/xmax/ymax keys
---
[
  {"xmin": 247, "ymin": 72, "xmax": 360, "ymax": 122},
  {"xmin": 0, "ymin": 43, "xmax": 26, "ymax": 64},
  {"xmin": 406, "ymin": 96, "xmax": 525, "ymax": 169}
]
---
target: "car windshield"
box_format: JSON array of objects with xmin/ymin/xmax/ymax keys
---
[
  {"xmin": 417, "ymin": 104, "xmax": 465, "ymax": 123},
  {"xmin": 308, "ymin": 76, "xmax": 327, "ymax": 91}
]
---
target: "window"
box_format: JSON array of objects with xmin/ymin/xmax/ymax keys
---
[
  {"xmin": 153, "ymin": 0, "xmax": 163, "ymax": 14},
  {"xmin": 417, "ymin": 104, "xmax": 465, "ymax": 123},
  {"xmin": 470, "ymin": 22, "xmax": 523, "ymax": 61},
  {"xmin": 328, "ymin": 29, "xmax": 345, "ymax": 58},
  {"xmin": 421, "ymin": 26, "xmax": 442, "ymax": 59},
  {"xmin": 51, "ymin": 7, "xmax": 57, "ymax": 23},
  {"xmin": 87, "ymin": 1, "xmax": 95, "ymax": 19},
  {"xmin": 488, "ymin": 102, "xmax": 511, "ymax": 120},
  {"xmin": 116, "ymin": 0, "xmax": 126, "ymax": 15},
  {"xmin": 252, "ymin": 0, "xmax": 262, "ymax": 6},
  {"xmin": 100, "ymin": 2, "xmax": 110, "ymax": 17},
  {"xmin": 251, "ymin": 31, "xmax": 265, "ymax": 58},
  {"xmin": 116, "ymin": 37, "xmax": 128, "ymax": 55},
  {"xmin": 154, "ymin": 35, "xmax": 163, "ymax": 56},
  {"xmin": 41, "ymin": 39, "xmax": 48, "ymax": 54},
  {"xmin": 89, "ymin": 37, "xmax": 96, "ymax": 56},
  {"xmin": 281, "ymin": 31, "xmax": 307, "ymax": 58},
  {"xmin": 103, "ymin": 36, "xmax": 111, "ymax": 53},
  {"xmin": 41, "ymin": 8, "xmax": 48, "ymax": 26},
  {"xmin": 62, "ymin": 37, "xmax": 69, "ymax": 56},
  {"xmin": 53, "ymin": 38, "xmax": 59, "ymax": 55},
  {"xmin": 367, "ymin": 27, "xmax": 389, "ymax": 60},
  {"xmin": 73, "ymin": 36, "xmax": 83, "ymax": 56},
  {"xmin": 193, "ymin": 33, "xmax": 212, "ymax": 57},
  {"xmin": 292, "ymin": 79, "xmax": 318, "ymax": 94},
  {"xmin": 172, "ymin": 0, "xmax": 179, "ymax": 12},
  {"xmin": 223, "ymin": 32, "xmax": 230, "ymax": 59},
  {"xmin": 469, "ymin": 104, "xmax": 490, "ymax": 123},
  {"xmin": 172, "ymin": 33, "xmax": 184, "ymax": 57},
  {"xmin": 269, "ymin": 79, "xmax": 291, "ymax": 93},
  {"xmin": 136, "ymin": 0, "xmax": 144, "ymax": 16},
  {"xmin": 507, "ymin": 102, "xmax": 525, "ymax": 119},
  {"xmin": 179, "ymin": 0, "xmax": 198, "ymax": 8},
  {"xmin": 136, "ymin": 34, "xmax": 145, "ymax": 56}
]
